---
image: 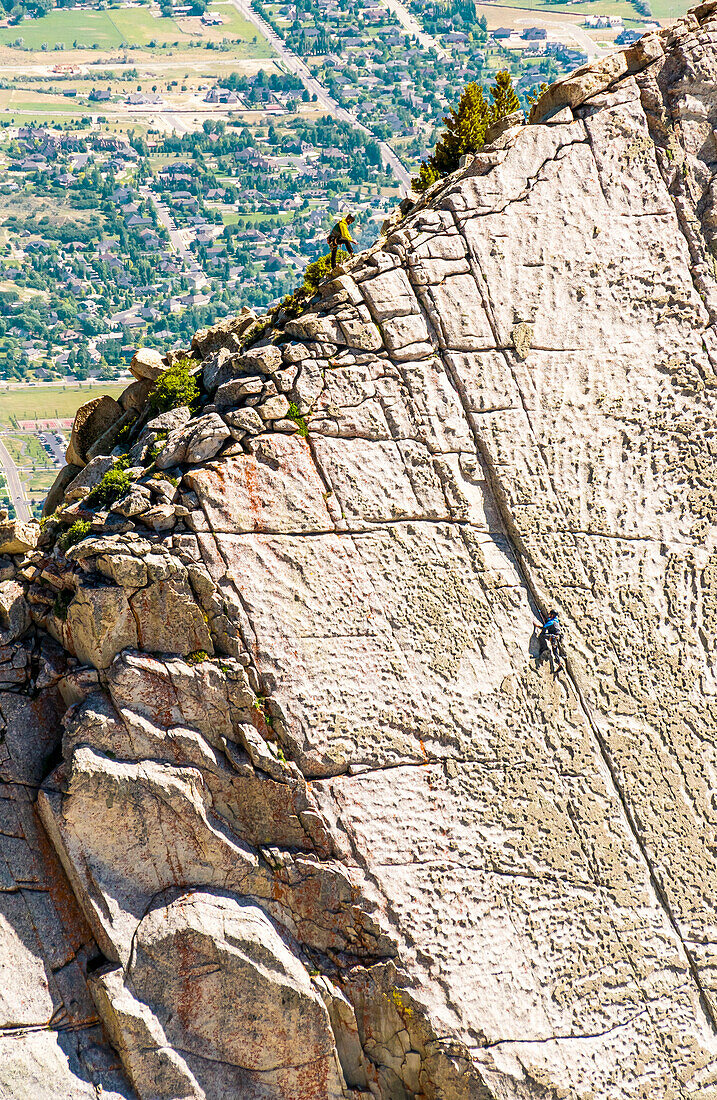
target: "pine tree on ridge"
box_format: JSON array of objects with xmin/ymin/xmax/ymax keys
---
[{"xmin": 412, "ymin": 70, "xmax": 520, "ymax": 193}]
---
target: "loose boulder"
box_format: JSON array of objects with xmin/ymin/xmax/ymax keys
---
[
  {"xmin": 120, "ymin": 890, "xmax": 346, "ymax": 1100},
  {"xmin": 191, "ymin": 307, "xmax": 257, "ymax": 358},
  {"xmin": 0, "ymin": 580, "xmax": 31, "ymax": 642},
  {"xmin": 119, "ymin": 379, "xmax": 154, "ymax": 413},
  {"xmin": 66, "ymin": 396, "xmax": 123, "ymax": 468},
  {"xmin": 0, "ymin": 518, "xmax": 39, "ymax": 555},
  {"xmin": 42, "ymin": 463, "xmax": 83, "ymax": 518},
  {"xmin": 130, "ymin": 348, "xmax": 166, "ymax": 382},
  {"xmin": 155, "ymin": 413, "xmax": 230, "ymax": 469}
]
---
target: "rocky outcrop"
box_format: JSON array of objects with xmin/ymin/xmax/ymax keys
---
[
  {"xmin": 8, "ymin": 6, "xmax": 717, "ymax": 1096},
  {"xmin": 0, "ymin": 517, "xmax": 38, "ymax": 555},
  {"xmin": 66, "ymin": 395, "xmax": 123, "ymax": 468},
  {"xmin": 0, "ymin": 580, "xmax": 132, "ymax": 1098}
]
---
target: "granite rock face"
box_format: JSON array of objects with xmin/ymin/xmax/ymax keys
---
[
  {"xmin": 0, "ymin": 635, "xmax": 134, "ymax": 1099},
  {"xmin": 8, "ymin": 7, "xmax": 717, "ymax": 1097}
]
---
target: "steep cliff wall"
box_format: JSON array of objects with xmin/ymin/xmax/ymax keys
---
[{"xmin": 4, "ymin": 6, "xmax": 717, "ymax": 1097}]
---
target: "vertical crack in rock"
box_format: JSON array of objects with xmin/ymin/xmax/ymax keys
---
[
  {"xmin": 396, "ymin": 194, "xmax": 717, "ymax": 1046},
  {"xmin": 569, "ymin": 643, "xmax": 717, "ymax": 1033},
  {"xmin": 10, "ymin": 7, "xmax": 717, "ymax": 1097},
  {"xmin": 0, "ymin": 638, "xmax": 136, "ymax": 1099}
]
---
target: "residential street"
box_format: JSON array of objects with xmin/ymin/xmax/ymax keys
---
[
  {"xmin": 381, "ymin": 0, "xmax": 448, "ymax": 58},
  {"xmin": 227, "ymin": 0, "xmax": 412, "ymax": 192},
  {"xmin": 513, "ymin": 15, "xmax": 607, "ymax": 60},
  {"xmin": 140, "ymin": 186, "xmax": 209, "ymax": 287}
]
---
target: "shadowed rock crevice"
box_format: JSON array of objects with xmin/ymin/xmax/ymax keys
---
[
  {"xmin": 5, "ymin": 6, "xmax": 717, "ymax": 1098},
  {"xmin": 393, "ymin": 156, "xmax": 717, "ymax": 1043}
]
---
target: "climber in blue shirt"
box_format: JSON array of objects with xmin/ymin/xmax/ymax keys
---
[{"xmin": 538, "ymin": 610, "xmax": 563, "ymax": 674}]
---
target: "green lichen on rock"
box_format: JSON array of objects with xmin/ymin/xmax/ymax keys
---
[{"xmin": 511, "ymin": 321, "xmax": 533, "ymax": 360}]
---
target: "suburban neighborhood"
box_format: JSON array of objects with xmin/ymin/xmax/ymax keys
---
[{"xmin": 0, "ymin": 0, "xmax": 682, "ymax": 517}]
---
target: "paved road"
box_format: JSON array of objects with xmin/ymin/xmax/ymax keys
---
[
  {"xmin": 153, "ymin": 111, "xmax": 193, "ymax": 135},
  {"xmin": 381, "ymin": 0, "xmax": 447, "ymax": 58},
  {"xmin": 228, "ymin": 0, "xmax": 412, "ymax": 192},
  {"xmin": 513, "ymin": 15, "xmax": 607, "ymax": 60},
  {"xmin": 139, "ymin": 185, "xmax": 208, "ymax": 286},
  {"xmin": 558, "ymin": 20, "xmax": 608, "ymax": 59},
  {"xmin": 0, "ymin": 55, "xmax": 280, "ymax": 77},
  {"xmin": 0, "ymin": 437, "xmax": 32, "ymax": 523}
]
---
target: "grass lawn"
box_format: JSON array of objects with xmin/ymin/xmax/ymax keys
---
[
  {"xmin": 2, "ymin": 110, "xmax": 89, "ymax": 126},
  {"xmin": 0, "ymin": 7, "xmax": 272, "ymax": 54},
  {"xmin": 23, "ymin": 466, "xmax": 58, "ymax": 517},
  {"xmin": 0, "ymin": 89, "xmax": 92, "ymax": 111},
  {"xmin": 25, "ymin": 469, "xmax": 58, "ymax": 492},
  {"xmin": 0, "ymin": 11, "xmax": 125, "ymax": 49},
  {"xmin": 0, "ymin": 8, "xmax": 189, "ymax": 50},
  {"xmin": 24, "ymin": 434, "xmax": 52, "ymax": 465},
  {"xmin": 0, "ymin": 384, "xmax": 125, "ymax": 424},
  {"xmin": 647, "ymin": 0, "xmax": 689, "ymax": 17},
  {"xmin": 108, "ymin": 8, "xmax": 189, "ymax": 45},
  {"xmin": 477, "ymin": 0, "xmax": 649, "ymax": 22},
  {"xmin": 201, "ymin": 3, "xmax": 274, "ymax": 54},
  {"xmin": 4, "ymin": 433, "xmax": 51, "ymax": 466},
  {"xmin": 3, "ymin": 435, "xmax": 26, "ymax": 465}
]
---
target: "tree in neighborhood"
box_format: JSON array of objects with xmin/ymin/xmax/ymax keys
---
[{"xmin": 412, "ymin": 70, "xmax": 520, "ymax": 193}]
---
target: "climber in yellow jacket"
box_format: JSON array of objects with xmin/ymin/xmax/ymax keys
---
[{"xmin": 328, "ymin": 213, "xmax": 356, "ymax": 268}]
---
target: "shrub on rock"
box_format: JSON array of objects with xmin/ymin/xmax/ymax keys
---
[
  {"xmin": 413, "ymin": 70, "xmax": 521, "ymax": 192},
  {"xmin": 304, "ymin": 251, "xmax": 350, "ymax": 291},
  {"xmin": 87, "ymin": 468, "xmax": 133, "ymax": 508},
  {"xmin": 58, "ymin": 519, "xmax": 91, "ymax": 553},
  {"xmin": 148, "ymin": 359, "xmax": 199, "ymax": 416}
]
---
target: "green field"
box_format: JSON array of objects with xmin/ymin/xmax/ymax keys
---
[
  {"xmin": 646, "ymin": 0, "xmax": 690, "ymax": 19},
  {"xmin": 23, "ymin": 466, "xmax": 58, "ymax": 518},
  {"xmin": 4, "ymin": 432, "xmax": 52, "ymax": 466},
  {"xmin": 486, "ymin": 0, "xmax": 644, "ymax": 20},
  {"xmin": 0, "ymin": 8, "xmax": 187, "ymax": 49},
  {"xmin": 206, "ymin": 2, "xmax": 270, "ymax": 47},
  {"xmin": 108, "ymin": 8, "xmax": 188, "ymax": 45},
  {"xmin": 0, "ymin": 5, "xmax": 273, "ymax": 53},
  {"xmin": 26, "ymin": 470, "xmax": 57, "ymax": 491},
  {"xmin": 0, "ymin": 384, "xmax": 126, "ymax": 423}
]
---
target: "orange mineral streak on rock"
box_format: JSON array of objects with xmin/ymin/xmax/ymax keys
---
[
  {"xmin": 32, "ymin": 805, "xmax": 94, "ymax": 955},
  {"xmin": 243, "ymin": 457, "xmax": 267, "ymax": 534}
]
